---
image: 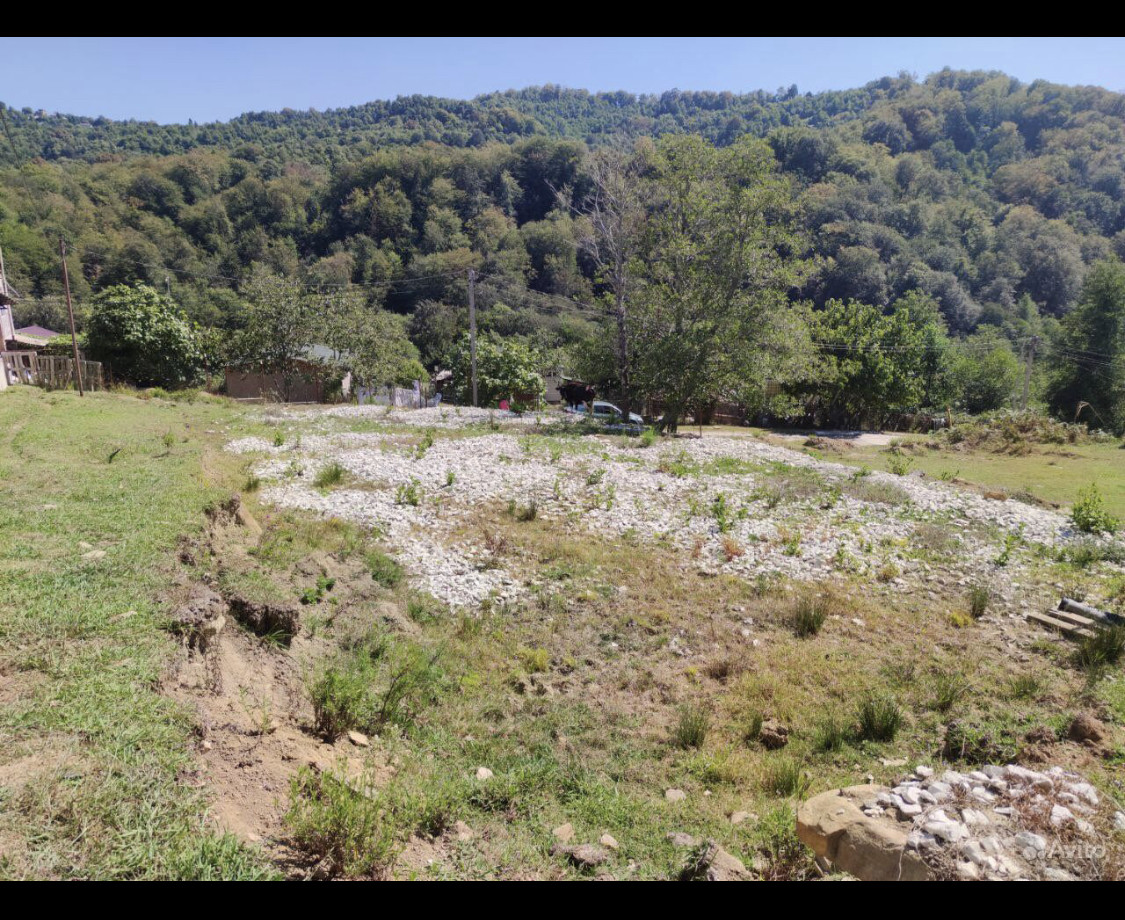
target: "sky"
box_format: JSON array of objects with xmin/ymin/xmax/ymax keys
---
[{"xmin": 3, "ymin": 37, "xmax": 1125, "ymax": 124}]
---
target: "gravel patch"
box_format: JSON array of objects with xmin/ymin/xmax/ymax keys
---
[{"xmin": 229, "ymin": 410, "xmax": 1124, "ymax": 609}]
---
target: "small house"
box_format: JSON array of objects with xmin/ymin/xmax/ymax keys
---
[{"xmin": 224, "ymin": 344, "xmax": 345, "ymax": 403}]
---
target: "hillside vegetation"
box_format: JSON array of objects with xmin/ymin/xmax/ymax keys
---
[{"xmin": 2, "ymin": 70, "xmax": 1124, "ymax": 430}]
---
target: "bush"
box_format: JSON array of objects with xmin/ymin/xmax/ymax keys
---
[
  {"xmin": 856, "ymin": 693, "xmax": 902, "ymax": 741},
  {"xmin": 309, "ymin": 657, "xmax": 376, "ymax": 738},
  {"xmin": 395, "ymin": 479, "xmax": 421, "ymax": 507},
  {"xmin": 1071, "ymin": 484, "xmax": 1119, "ymax": 534},
  {"xmin": 761, "ymin": 758, "xmax": 811, "ymax": 798},
  {"xmin": 1074, "ymin": 625, "xmax": 1125, "ymax": 673},
  {"xmin": 368, "ymin": 550, "xmax": 404, "ymax": 588},
  {"xmin": 314, "ymin": 461, "xmax": 346, "ymax": 489},
  {"xmin": 309, "ymin": 635, "xmax": 444, "ymax": 737},
  {"xmin": 932, "ymin": 671, "xmax": 970, "ymax": 712},
  {"xmin": 968, "ymin": 583, "xmax": 991, "ymax": 619},
  {"xmin": 284, "ymin": 766, "xmax": 395, "ymax": 877},
  {"xmin": 813, "ymin": 713, "xmax": 847, "ymax": 753},
  {"xmin": 516, "ymin": 646, "xmax": 550, "ymax": 673},
  {"xmin": 672, "ymin": 703, "xmax": 709, "ymax": 750},
  {"xmin": 86, "ymin": 284, "xmax": 204, "ymax": 388},
  {"xmin": 752, "ymin": 805, "xmax": 818, "ymax": 880},
  {"xmin": 790, "ymin": 593, "xmax": 829, "ymax": 637}
]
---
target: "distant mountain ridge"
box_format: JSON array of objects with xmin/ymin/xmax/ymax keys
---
[
  {"xmin": 3, "ymin": 68, "xmax": 1125, "ymax": 348},
  {"xmin": 9, "ymin": 69, "xmax": 1110, "ymax": 164}
]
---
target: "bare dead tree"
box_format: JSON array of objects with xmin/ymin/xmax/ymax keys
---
[{"xmin": 565, "ymin": 147, "xmax": 647, "ymax": 418}]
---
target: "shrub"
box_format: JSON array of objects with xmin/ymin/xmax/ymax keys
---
[
  {"xmin": 856, "ymin": 693, "xmax": 902, "ymax": 741},
  {"xmin": 741, "ymin": 710, "xmax": 765, "ymax": 745},
  {"xmin": 932, "ymin": 671, "xmax": 970, "ymax": 712},
  {"xmin": 753, "ymin": 805, "xmax": 818, "ymax": 880},
  {"xmin": 395, "ymin": 479, "xmax": 421, "ymax": 506},
  {"xmin": 638, "ymin": 427, "xmax": 658, "ymax": 448},
  {"xmin": 672, "ymin": 703, "xmax": 709, "ymax": 749},
  {"xmin": 790, "ymin": 593, "xmax": 829, "ymax": 637},
  {"xmin": 314, "ymin": 461, "xmax": 346, "ymax": 489},
  {"xmin": 309, "ymin": 657, "xmax": 376, "ymax": 738},
  {"xmin": 1008, "ymin": 674, "xmax": 1045, "ymax": 700},
  {"xmin": 516, "ymin": 646, "xmax": 550, "ymax": 673},
  {"xmin": 506, "ymin": 497, "xmax": 538, "ymax": 522},
  {"xmin": 1060, "ymin": 538, "xmax": 1125, "ymax": 568},
  {"xmin": 968, "ymin": 583, "xmax": 991, "ymax": 619},
  {"xmin": 720, "ymin": 535, "xmax": 745, "ymax": 562},
  {"xmin": 1071, "ymin": 484, "xmax": 1119, "ymax": 535},
  {"xmin": 1074, "ymin": 625, "xmax": 1125, "ymax": 673},
  {"xmin": 85, "ymin": 283, "xmax": 204, "ymax": 388},
  {"xmin": 886, "ymin": 453, "xmax": 912, "ymax": 476},
  {"xmin": 761, "ymin": 758, "xmax": 811, "ymax": 798},
  {"xmin": 844, "ymin": 478, "xmax": 911, "ymax": 506},
  {"xmin": 813, "ymin": 714, "xmax": 847, "ymax": 753},
  {"xmin": 368, "ymin": 550, "xmax": 404, "ymax": 588},
  {"xmin": 414, "ymin": 429, "xmax": 435, "ymax": 459},
  {"xmin": 284, "ymin": 766, "xmax": 395, "ymax": 877}
]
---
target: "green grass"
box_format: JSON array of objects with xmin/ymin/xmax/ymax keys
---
[
  {"xmin": 0, "ymin": 387, "xmax": 273, "ymax": 879},
  {"xmin": 827, "ymin": 435, "xmax": 1125, "ymax": 521}
]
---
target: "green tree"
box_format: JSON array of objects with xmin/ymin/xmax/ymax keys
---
[
  {"xmin": 323, "ymin": 290, "xmax": 425, "ymax": 388},
  {"xmin": 447, "ymin": 332, "xmax": 543, "ymax": 408},
  {"xmin": 806, "ymin": 294, "xmax": 951, "ymax": 427},
  {"xmin": 1046, "ymin": 258, "xmax": 1125, "ymax": 432},
  {"xmin": 233, "ymin": 271, "xmax": 320, "ymax": 401},
  {"xmin": 85, "ymin": 283, "xmax": 203, "ymax": 388},
  {"xmin": 949, "ymin": 328, "xmax": 1021, "ymax": 413},
  {"xmin": 632, "ymin": 136, "xmax": 813, "ymax": 431}
]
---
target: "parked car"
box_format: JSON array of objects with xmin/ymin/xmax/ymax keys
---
[{"xmin": 565, "ymin": 400, "xmax": 644, "ymax": 425}]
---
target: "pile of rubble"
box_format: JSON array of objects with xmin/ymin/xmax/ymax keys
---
[{"xmin": 798, "ymin": 763, "xmax": 1123, "ymax": 881}]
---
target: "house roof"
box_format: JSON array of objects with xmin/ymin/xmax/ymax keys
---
[{"xmin": 16, "ymin": 325, "xmax": 62, "ymax": 339}]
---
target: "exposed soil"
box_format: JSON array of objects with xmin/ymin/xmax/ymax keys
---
[{"xmin": 162, "ymin": 492, "xmax": 399, "ymax": 875}]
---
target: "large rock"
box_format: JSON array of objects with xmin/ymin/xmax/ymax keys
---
[{"xmin": 797, "ymin": 785, "xmax": 931, "ymax": 881}]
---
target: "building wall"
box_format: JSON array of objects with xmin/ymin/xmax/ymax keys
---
[{"xmin": 224, "ymin": 363, "xmax": 325, "ymax": 402}]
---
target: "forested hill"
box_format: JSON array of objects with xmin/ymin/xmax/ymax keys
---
[
  {"xmin": 5, "ymin": 82, "xmax": 887, "ymax": 163},
  {"xmin": 4, "ymin": 67, "xmax": 1125, "ymax": 350},
  {"xmin": 7, "ymin": 70, "xmax": 1125, "ymax": 166}
]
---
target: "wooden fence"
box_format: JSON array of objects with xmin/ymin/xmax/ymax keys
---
[{"xmin": 2, "ymin": 352, "xmax": 105, "ymax": 391}]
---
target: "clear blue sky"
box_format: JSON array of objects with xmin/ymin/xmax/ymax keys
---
[{"xmin": 3, "ymin": 37, "xmax": 1125, "ymax": 124}]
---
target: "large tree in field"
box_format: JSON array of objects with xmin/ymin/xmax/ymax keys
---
[
  {"xmin": 631, "ymin": 136, "xmax": 813, "ymax": 431},
  {"xmin": 1046, "ymin": 258, "xmax": 1125, "ymax": 432}
]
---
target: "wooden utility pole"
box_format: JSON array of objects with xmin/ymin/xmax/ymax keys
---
[
  {"xmin": 59, "ymin": 238, "xmax": 84, "ymax": 396},
  {"xmin": 468, "ymin": 268, "xmax": 478, "ymax": 408},
  {"xmin": 1020, "ymin": 335, "xmax": 1039, "ymax": 412}
]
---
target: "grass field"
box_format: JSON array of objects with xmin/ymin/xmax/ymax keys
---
[
  {"xmin": 765, "ymin": 431, "xmax": 1125, "ymax": 522},
  {"xmin": 0, "ymin": 387, "xmax": 273, "ymax": 879},
  {"xmin": 2, "ymin": 389, "xmax": 1123, "ymax": 880}
]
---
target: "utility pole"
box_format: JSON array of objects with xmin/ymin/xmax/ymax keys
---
[
  {"xmin": 1021, "ymin": 335, "xmax": 1039, "ymax": 412},
  {"xmin": 60, "ymin": 238, "xmax": 84, "ymax": 396},
  {"xmin": 468, "ymin": 268, "xmax": 478, "ymax": 408}
]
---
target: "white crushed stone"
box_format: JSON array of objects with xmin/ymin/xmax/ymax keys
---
[
  {"xmin": 882, "ymin": 763, "xmax": 1109, "ymax": 880},
  {"xmin": 228, "ymin": 409, "xmax": 1124, "ymax": 609}
]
